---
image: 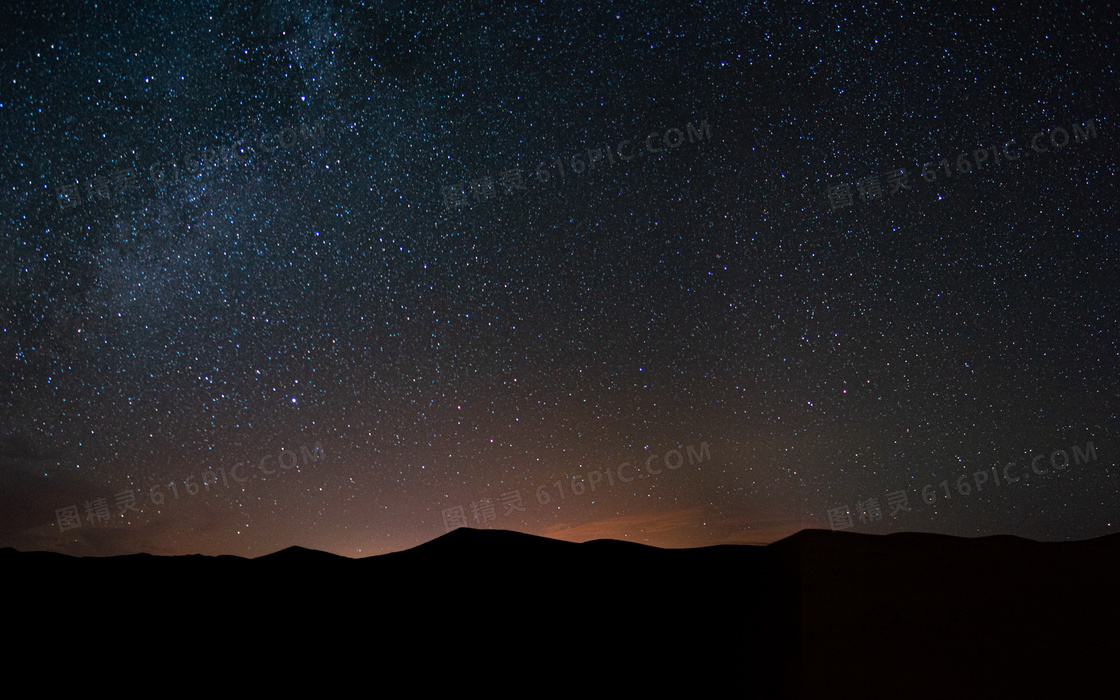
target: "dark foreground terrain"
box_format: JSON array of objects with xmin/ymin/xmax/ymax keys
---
[{"xmin": 7, "ymin": 529, "xmax": 1118, "ymax": 696}]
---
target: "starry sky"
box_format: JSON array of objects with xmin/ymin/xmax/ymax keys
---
[{"xmin": 1, "ymin": 0, "xmax": 1117, "ymax": 558}]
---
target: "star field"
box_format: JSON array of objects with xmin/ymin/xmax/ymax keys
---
[{"xmin": 1, "ymin": 0, "xmax": 1117, "ymax": 557}]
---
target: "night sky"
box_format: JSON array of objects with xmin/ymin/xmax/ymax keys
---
[{"xmin": 1, "ymin": 0, "xmax": 1117, "ymax": 558}]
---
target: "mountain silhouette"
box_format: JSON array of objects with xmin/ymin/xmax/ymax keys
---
[{"xmin": 6, "ymin": 528, "xmax": 1117, "ymax": 696}]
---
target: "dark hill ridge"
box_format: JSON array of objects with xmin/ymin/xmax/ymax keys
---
[
  {"xmin": 256, "ymin": 544, "xmax": 348, "ymax": 562},
  {"xmin": 6, "ymin": 529, "xmax": 1118, "ymax": 697}
]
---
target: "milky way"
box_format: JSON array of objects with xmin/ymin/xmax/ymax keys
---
[{"xmin": 1, "ymin": 0, "xmax": 1117, "ymax": 557}]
